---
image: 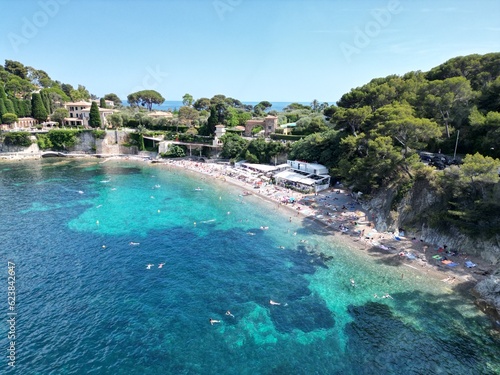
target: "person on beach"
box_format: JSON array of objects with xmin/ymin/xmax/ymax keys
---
[{"xmin": 209, "ymin": 318, "xmax": 220, "ymax": 325}]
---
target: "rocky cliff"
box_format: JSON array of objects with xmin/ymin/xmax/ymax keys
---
[{"xmin": 362, "ymin": 177, "xmax": 500, "ymax": 324}]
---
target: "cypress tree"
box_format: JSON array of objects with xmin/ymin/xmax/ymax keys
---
[
  {"xmin": 5, "ymin": 99, "xmax": 15, "ymax": 114},
  {"xmin": 0, "ymin": 99, "xmax": 6, "ymax": 118},
  {"xmin": 41, "ymin": 90, "xmax": 51, "ymax": 114},
  {"xmin": 99, "ymin": 98, "xmax": 106, "ymax": 108},
  {"xmin": 31, "ymin": 93, "xmax": 48, "ymax": 122},
  {"xmin": 0, "ymin": 86, "xmax": 7, "ymax": 101},
  {"xmin": 12, "ymin": 97, "xmax": 21, "ymax": 117},
  {"xmin": 89, "ymin": 102, "xmax": 102, "ymax": 128},
  {"xmin": 206, "ymin": 106, "xmax": 218, "ymax": 135},
  {"xmin": 21, "ymin": 100, "xmax": 31, "ymax": 117}
]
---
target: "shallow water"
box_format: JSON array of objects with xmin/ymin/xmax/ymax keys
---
[{"xmin": 0, "ymin": 159, "xmax": 498, "ymax": 374}]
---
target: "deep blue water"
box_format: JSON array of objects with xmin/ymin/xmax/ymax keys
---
[{"xmin": 0, "ymin": 159, "xmax": 499, "ymax": 374}]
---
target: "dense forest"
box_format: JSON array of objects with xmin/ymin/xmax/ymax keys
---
[
  {"xmin": 1, "ymin": 54, "xmax": 500, "ymax": 239},
  {"xmin": 289, "ymin": 53, "xmax": 500, "ymax": 239}
]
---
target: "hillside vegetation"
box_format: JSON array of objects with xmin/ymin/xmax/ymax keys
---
[{"xmin": 290, "ymin": 53, "xmax": 500, "ymax": 239}]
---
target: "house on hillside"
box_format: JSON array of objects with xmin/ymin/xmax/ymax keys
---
[
  {"xmin": 63, "ymin": 101, "xmax": 114, "ymax": 128},
  {"xmin": 148, "ymin": 111, "xmax": 173, "ymax": 119},
  {"xmin": 244, "ymin": 115, "xmax": 278, "ymax": 137}
]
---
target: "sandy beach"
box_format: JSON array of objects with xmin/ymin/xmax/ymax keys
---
[{"xmin": 149, "ymin": 158, "xmax": 493, "ymax": 295}]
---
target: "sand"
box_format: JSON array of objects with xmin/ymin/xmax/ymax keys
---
[{"xmin": 151, "ymin": 158, "xmax": 494, "ymax": 294}]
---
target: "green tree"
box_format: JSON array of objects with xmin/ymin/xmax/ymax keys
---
[
  {"xmin": 61, "ymin": 83, "xmax": 74, "ymax": 98},
  {"xmin": 2, "ymin": 112, "xmax": 18, "ymax": 125},
  {"xmin": 88, "ymin": 102, "xmax": 102, "ymax": 128},
  {"xmin": 0, "ymin": 98, "xmax": 6, "ymax": 118},
  {"xmin": 31, "ymin": 93, "xmax": 48, "ymax": 122},
  {"xmin": 371, "ymin": 103, "xmax": 442, "ymax": 157},
  {"xmin": 4, "ymin": 99, "xmax": 15, "ymax": 114},
  {"xmin": 178, "ymin": 106, "xmax": 199, "ymax": 125},
  {"xmin": 4, "ymin": 60, "xmax": 27, "ymax": 79},
  {"xmin": 50, "ymin": 108, "xmax": 69, "ymax": 126},
  {"xmin": 200, "ymin": 106, "xmax": 218, "ymax": 136},
  {"xmin": 421, "ymin": 77, "xmax": 474, "ymax": 138},
  {"xmin": 0, "ymin": 85, "xmax": 7, "ymax": 100},
  {"xmin": 3, "ymin": 131, "xmax": 32, "ymax": 147},
  {"xmin": 127, "ymin": 90, "xmax": 165, "ymax": 111},
  {"xmin": 332, "ymin": 106, "xmax": 371, "ymax": 136},
  {"xmin": 40, "ymin": 90, "xmax": 52, "ymax": 114},
  {"xmin": 108, "ymin": 113, "xmax": 123, "ymax": 128},
  {"xmin": 69, "ymin": 85, "xmax": 91, "ymax": 101},
  {"xmin": 193, "ymin": 97, "xmax": 211, "ymax": 111},
  {"xmin": 99, "ymin": 98, "xmax": 107, "ymax": 108},
  {"xmin": 220, "ymin": 133, "xmax": 248, "ymax": 159},
  {"xmin": 182, "ymin": 93, "xmax": 194, "ymax": 107},
  {"xmin": 104, "ymin": 93, "xmax": 122, "ymax": 106}
]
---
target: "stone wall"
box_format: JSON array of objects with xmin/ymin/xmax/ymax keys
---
[
  {"xmin": 96, "ymin": 130, "xmax": 138, "ymax": 155},
  {"xmin": 0, "ymin": 135, "xmax": 40, "ymax": 156}
]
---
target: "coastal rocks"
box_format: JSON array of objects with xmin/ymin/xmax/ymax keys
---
[{"xmin": 473, "ymin": 273, "xmax": 500, "ymax": 325}]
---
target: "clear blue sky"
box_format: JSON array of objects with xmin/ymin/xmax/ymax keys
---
[{"xmin": 1, "ymin": 0, "xmax": 499, "ymax": 103}]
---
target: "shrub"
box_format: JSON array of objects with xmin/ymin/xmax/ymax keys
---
[
  {"xmin": 92, "ymin": 130, "xmax": 106, "ymax": 139},
  {"xmin": 3, "ymin": 132, "xmax": 32, "ymax": 147}
]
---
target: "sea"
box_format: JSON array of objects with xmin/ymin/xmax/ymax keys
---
[
  {"xmin": 0, "ymin": 159, "xmax": 499, "ymax": 375},
  {"xmin": 121, "ymin": 101, "xmax": 310, "ymax": 113}
]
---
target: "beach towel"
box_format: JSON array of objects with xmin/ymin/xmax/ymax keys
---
[
  {"xmin": 432, "ymin": 255, "xmax": 442, "ymax": 259},
  {"xmin": 394, "ymin": 236, "xmax": 401, "ymax": 241},
  {"xmin": 447, "ymin": 262, "xmax": 458, "ymax": 267},
  {"xmin": 406, "ymin": 253, "xmax": 416, "ymax": 260},
  {"xmin": 441, "ymin": 260, "xmax": 452, "ymax": 265},
  {"xmin": 465, "ymin": 260, "xmax": 477, "ymax": 268}
]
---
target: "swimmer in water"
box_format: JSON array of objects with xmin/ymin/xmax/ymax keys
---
[
  {"xmin": 146, "ymin": 264, "xmax": 154, "ymax": 269},
  {"xmin": 158, "ymin": 263, "xmax": 165, "ymax": 268},
  {"xmin": 129, "ymin": 242, "xmax": 140, "ymax": 246},
  {"xmin": 225, "ymin": 311, "xmax": 234, "ymax": 317},
  {"xmin": 350, "ymin": 278, "xmax": 356, "ymax": 287},
  {"xmin": 269, "ymin": 300, "xmax": 281, "ymax": 306},
  {"xmin": 209, "ymin": 318, "xmax": 220, "ymax": 325}
]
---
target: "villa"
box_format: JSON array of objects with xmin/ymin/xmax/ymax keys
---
[
  {"xmin": 148, "ymin": 110, "xmax": 173, "ymax": 119},
  {"xmin": 244, "ymin": 115, "xmax": 278, "ymax": 137},
  {"xmin": 63, "ymin": 101, "xmax": 114, "ymax": 128}
]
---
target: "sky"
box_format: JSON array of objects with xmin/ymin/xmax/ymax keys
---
[{"xmin": 1, "ymin": 0, "xmax": 499, "ymax": 103}]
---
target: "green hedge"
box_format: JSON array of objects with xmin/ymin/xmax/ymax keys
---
[
  {"xmin": 270, "ymin": 134, "xmax": 303, "ymax": 141},
  {"xmin": 3, "ymin": 132, "xmax": 32, "ymax": 147},
  {"xmin": 39, "ymin": 129, "xmax": 81, "ymax": 150}
]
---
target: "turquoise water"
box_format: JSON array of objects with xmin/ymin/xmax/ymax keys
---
[{"xmin": 0, "ymin": 159, "xmax": 499, "ymax": 374}]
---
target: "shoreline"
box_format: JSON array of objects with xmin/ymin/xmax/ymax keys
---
[
  {"xmin": 2, "ymin": 154, "xmax": 496, "ymax": 321},
  {"xmin": 150, "ymin": 159, "xmax": 493, "ymax": 288}
]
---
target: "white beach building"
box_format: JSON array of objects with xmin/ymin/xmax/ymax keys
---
[{"xmin": 273, "ymin": 160, "xmax": 331, "ymax": 193}]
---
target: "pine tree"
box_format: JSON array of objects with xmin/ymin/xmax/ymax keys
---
[
  {"xmin": 88, "ymin": 101, "xmax": 102, "ymax": 128},
  {"xmin": 99, "ymin": 98, "xmax": 106, "ymax": 108},
  {"xmin": 31, "ymin": 93, "xmax": 48, "ymax": 122}
]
